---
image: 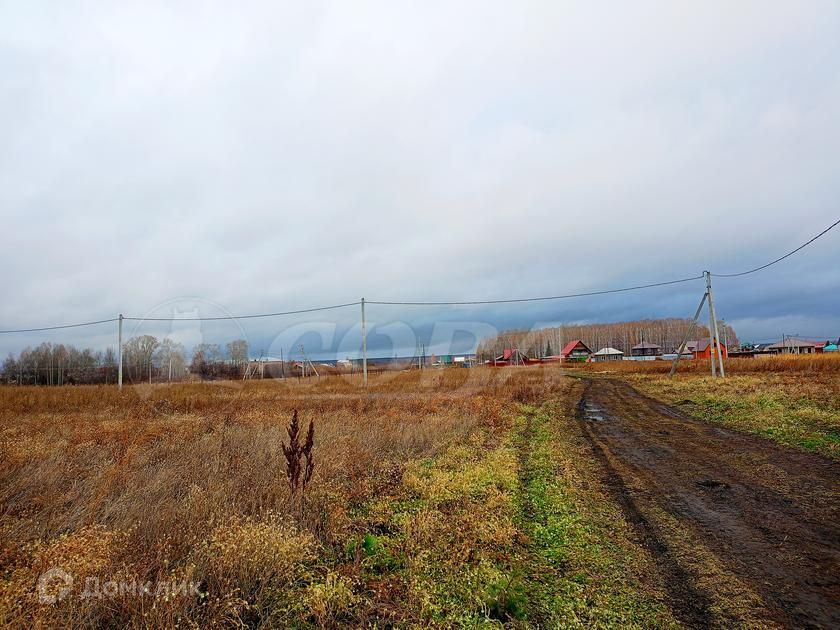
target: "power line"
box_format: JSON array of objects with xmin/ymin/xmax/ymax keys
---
[
  {"xmin": 0, "ymin": 276, "xmax": 708, "ymax": 333},
  {"xmin": 1, "ymin": 217, "xmax": 837, "ymax": 333},
  {"xmin": 0, "ymin": 303, "xmax": 361, "ymax": 334},
  {"xmin": 122, "ymin": 301, "xmax": 361, "ymax": 322},
  {"xmin": 0, "ymin": 318, "xmax": 119, "ymax": 335},
  {"xmin": 713, "ymin": 217, "xmax": 840, "ymax": 278},
  {"xmin": 368, "ymin": 275, "xmax": 704, "ymax": 306}
]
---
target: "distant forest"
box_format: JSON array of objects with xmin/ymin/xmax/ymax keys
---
[
  {"xmin": 476, "ymin": 318, "xmax": 739, "ymax": 361},
  {"xmin": 1, "ymin": 338, "xmax": 250, "ymax": 386}
]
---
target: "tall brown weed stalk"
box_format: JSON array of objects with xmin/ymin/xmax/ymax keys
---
[{"xmin": 282, "ymin": 410, "xmax": 315, "ymax": 518}]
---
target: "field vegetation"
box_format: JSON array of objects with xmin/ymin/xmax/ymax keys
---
[
  {"xmin": 584, "ymin": 351, "xmax": 840, "ymax": 375},
  {"xmin": 0, "ymin": 367, "xmax": 675, "ymax": 627},
  {"xmin": 3, "ymin": 358, "xmax": 835, "ymax": 626},
  {"xmin": 584, "ymin": 354, "xmax": 840, "ymax": 459}
]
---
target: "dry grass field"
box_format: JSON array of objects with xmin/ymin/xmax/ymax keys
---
[
  {"xmin": 0, "ymin": 367, "xmax": 675, "ymax": 627},
  {"xmin": 584, "ymin": 352, "xmax": 840, "ymax": 375},
  {"xmin": 1, "ymin": 361, "xmax": 837, "ymax": 627}
]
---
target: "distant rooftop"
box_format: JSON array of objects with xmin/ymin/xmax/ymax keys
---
[
  {"xmin": 767, "ymin": 337, "xmax": 821, "ymax": 349},
  {"xmin": 593, "ymin": 347, "xmax": 623, "ymax": 355},
  {"xmin": 631, "ymin": 341, "xmax": 661, "ymax": 349}
]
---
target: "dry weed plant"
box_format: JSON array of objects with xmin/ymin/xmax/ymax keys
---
[{"xmin": 282, "ymin": 410, "xmax": 315, "ymax": 519}]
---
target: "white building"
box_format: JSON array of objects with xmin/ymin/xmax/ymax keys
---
[{"xmin": 592, "ymin": 347, "xmax": 624, "ymax": 362}]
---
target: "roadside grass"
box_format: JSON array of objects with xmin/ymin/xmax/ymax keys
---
[
  {"xmin": 343, "ymin": 397, "xmax": 676, "ymax": 626},
  {"xmin": 624, "ymin": 374, "xmax": 840, "ymax": 459},
  {"xmin": 352, "ymin": 431, "xmax": 523, "ymax": 625},
  {"xmin": 327, "ymin": 383, "xmax": 677, "ymax": 626},
  {"xmin": 581, "ymin": 352, "xmax": 840, "ymax": 375},
  {"xmin": 511, "ymin": 401, "xmax": 676, "ymax": 628}
]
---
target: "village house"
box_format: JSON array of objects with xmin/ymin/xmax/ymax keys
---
[
  {"xmin": 767, "ymin": 337, "xmax": 821, "ymax": 354},
  {"xmin": 631, "ymin": 341, "xmax": 662, "ymax": 358},
  {"xmin": 489, "ymin": 348, "xmax": 532, "ymax": 366},
  {"xmin": 592, "ymin": 347, "xmax": 624, "ymax": 362},
  {"xmin": 560, "ymin": 340, "xmax": 592, "ymax": 362},
  {"xmin": 685, "ymin": 338, "xmax": 728, "ymax": 360}
]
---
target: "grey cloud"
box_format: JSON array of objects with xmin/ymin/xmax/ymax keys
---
[{"xmin": 1, "ymin": 1, "xmax": 839, "ymax": 358}]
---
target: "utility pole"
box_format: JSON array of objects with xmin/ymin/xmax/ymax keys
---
[
  {"xmin": 705, "ymin": 277, "xmax": 716, "ymax": 376},
  {"xmin": 361, "ymin": 297, "xmax": 368, "ymax": 386},
  {"xmin": 669, "ymin": 291, "xmax": 708, "ymax": 378},
  {"xmin": 117, "ymin": 314, "xmax": 123, "ymax": 390},
  {"xmin": 781, "ymin": 333, "xmax": 799, "ymax": 355},
  {"xmin": 722, "ymin": 319, "xmax": 728, "ymax": 351},
  {"xmin": 705, "ymin": 271, "xmax": 725, "ymax": 378},
  {"xmin": 559, "ymin": 326, "xmax": 564, "ymax": 364},
  {"xmin": 299, "ymin": 344, "xmax": 318, "ymax": 378}
]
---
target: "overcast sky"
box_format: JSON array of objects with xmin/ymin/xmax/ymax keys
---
[{"xmin": 1, "ymin": 1, "xmax": 839, "ymax": 359}]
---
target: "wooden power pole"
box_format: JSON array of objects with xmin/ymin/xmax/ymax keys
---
[{"xmin": 705, "ymin": 271, "xmax": 725, "ymax": 378}]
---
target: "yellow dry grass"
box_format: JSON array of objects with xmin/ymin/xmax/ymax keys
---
[
  {"xmin": 0, "ymin": 366, "xmax": 565, "ymax": 626},
  {"xmin": 582, "ymin": 351, "xmax": 840, "ymax": 375}
]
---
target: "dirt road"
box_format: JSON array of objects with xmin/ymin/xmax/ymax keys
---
[{"xmin": 575, "ymin": 377, "xmax": 840, "ymax": 629}]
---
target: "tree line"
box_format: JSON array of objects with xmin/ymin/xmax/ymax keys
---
[
  {"xmin": 476, "ymin": 318, "xmax": 739, "ymax": 361},
  {"xmin": 1, "ymin": 338, "xmax": 250, "ymax": 385}
]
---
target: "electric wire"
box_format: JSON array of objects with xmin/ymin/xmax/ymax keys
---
[
  {"xmin": 0, "ymin": 318, "xmax": 119, "ymax": 335},
  {"xmin": 122, "ymin": 301, "xmax": 361, "ymax": 322},
  {"xmin": 712, "ymin": 217, "xmax": 840, "ymax": 278},
  {"xmin": 1, "ymin": 217, "xmax": 837, "ymax": 333},
  {"xmin": 368, "ymin": 275, "xmax": 705, "ymax": 306},
  {"xmin": 0, "ymin": 276, "xmax": 708, "ymax": 332},
  {"xmin": 0, "ymin": 304, "xmax": 361, "ymax": 333}
]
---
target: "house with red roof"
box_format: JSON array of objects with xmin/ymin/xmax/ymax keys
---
[
  {"xmin": 560, "ymin": 340, "xmax": 592, "ymax": 362},
  {"xmin": 490, "ymin": 348, "xmax": 532, "ymax": 366}
]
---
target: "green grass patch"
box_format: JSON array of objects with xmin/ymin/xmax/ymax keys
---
[
  {"xmin": 511, "ymin": 403, "xmax": 676, "ymax": 628},
  {"xmin": 627, "ymin": 375, "xmax": 840, "ymax": 459},
  {"xmin": 334, "ymin": 397, "xmax": 677, "ymax": 626},
  {"xmin": 347, "ymin": 431, "xmax": 525, "ymax": 625}
]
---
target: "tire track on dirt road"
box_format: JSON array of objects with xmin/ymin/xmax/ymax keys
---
[{"xmin": 574, "ymin": 377, "xmax": 840, "ymax": 629}]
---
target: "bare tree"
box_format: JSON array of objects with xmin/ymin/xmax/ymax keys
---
[
  {"xmin": 155, "ymin": 338, "xmax": 186, "ymax": 382},
  {"xmin": 226, "ymin": 339, "xmax": 249, "ymax": 368},
  {"xmin": 124, "ymin": 335, "xmax": 160, "ymax": 382}
]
